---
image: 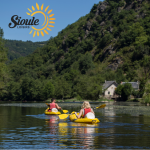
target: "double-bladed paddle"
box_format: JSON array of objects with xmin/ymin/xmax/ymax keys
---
[
  {"xmin": 45, "ymin": 103, "xmax": 68, "ymax": 114},
  {"xmin": 58, "ymin": 104, "xmax": 106, "ymax": 120}
]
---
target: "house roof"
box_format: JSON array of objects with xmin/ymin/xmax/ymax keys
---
[
  {"xmin": 103, "ymin": 81, "xmax": 118, "ymax": 89},
  {"xmin": 121, "ymin": 82, "xmax": 139, "ymax": 89}
]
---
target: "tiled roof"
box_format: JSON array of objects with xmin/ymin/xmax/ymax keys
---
[
  {"xmin": 121, "ymin": 82, "xmax": 139, "ymax": 89},
  {"xmin": 103, "ymin": 81, "xmax": 118, "ymax": 89}
]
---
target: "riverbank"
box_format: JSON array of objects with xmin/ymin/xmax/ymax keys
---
[{"xmin": 45, "ymin": 98, "xmax": 114, "ymax": 103}]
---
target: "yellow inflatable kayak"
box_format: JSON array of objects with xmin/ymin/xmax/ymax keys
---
[
  {"xmin": 69, "ymin": 112, "xmax": 100, "ymax": 124},
  {"xmin": 45, "ymin": 108, "xmax": 61, "ymax": 115}
]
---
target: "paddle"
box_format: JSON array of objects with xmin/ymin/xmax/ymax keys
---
[
  {"xmin": 58, "ymin": 104, "xmax": 106, "ymax": 120},
  {"xmin": 96, "ymin": 104, "xmax": 106, "ymax": 109},
  {"xmin": 45, "ymin": 103, "xmax": 68, "ymax": 114}
]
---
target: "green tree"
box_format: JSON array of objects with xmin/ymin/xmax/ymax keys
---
[
  {"xmin": 0, "ymin": 28, "xmax": 8, "ymax": 99},
  {"xmin": 43, "ymin": 81, "xmax": 55, "ymax": 100},
  {"xmin": 143, "ymin": 83, "xmax": 150, "ymax": 104},
  {"xmin": 54, "ymin": 78, "xmax": 72, "ymax": 99},
  {"xmin": 79, "ymin": 53, "xmax": 94, "ymax": 74},
  {"xmin": 115, "ymin": 84, "xmax": 123, "ymax": 96},
  {"xmin": 121, "ymin": 83, "xmax": 133, "ymax": 100}
]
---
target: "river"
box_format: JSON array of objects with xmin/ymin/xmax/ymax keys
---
[{"xmin": 0, "ymin": 102, "xmax": 150, "ymax": 149}]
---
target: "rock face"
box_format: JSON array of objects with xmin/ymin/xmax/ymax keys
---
[
  {"xmin": 96, "ymin": 1, "xmax": 108, "ymax": 16},
  {"xmin": 107, "ymin": 26, "xmax": 113, "ymax": 33},
  {"xmin": 100, "ymin": 45, "xmax": 115, "ymax": 62},
  {"xmin": 84, "ymin": 30, "xmax": 89, "ymax": 39},
  {"xmin": 107, "ymin": 58, "xmax": 122, "ymax": 70},
  {"xmin": 86, "ymin": 21, "xmax": 92, "ymax": 31},
  {"xmin": 118, "ymin": 7, "xmax": 122, "ymax": 12},
  {"xmin": 100, "ymin": 21, "xmax": 105, "ymax": 26}
]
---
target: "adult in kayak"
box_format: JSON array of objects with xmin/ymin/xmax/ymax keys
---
[
  {"xmin": 75, "ymin": 101, "xmax": 95, "ymax": 119},
  {"xmin": 48, "ymin": 98, "xmax": 61, "ymax": 112}
]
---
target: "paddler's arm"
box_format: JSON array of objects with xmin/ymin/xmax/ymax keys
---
[
  {"xmin": 75, "ymin": 109, "xmax": 83, "ymax": 119},
  {"xmin": 91, "ymin": 108, "xmax": 95, "ymax": 115},
  {"xmin": 55, "ymin": 103, "xmax": 61, "ymax": 110}
]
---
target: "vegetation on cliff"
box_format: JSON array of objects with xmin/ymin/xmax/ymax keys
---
[{"xmin": 1, "ymin": 0, "xmax": 150, "ymax": 101}]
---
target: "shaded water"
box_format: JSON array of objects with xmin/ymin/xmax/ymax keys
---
[{"xmin": 0, "ymin": 102, "xmax": 150, "ymax": 149}]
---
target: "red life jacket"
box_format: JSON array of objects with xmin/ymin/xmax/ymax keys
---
[
  {"xmin": 49, "ymin": 103, "xmax": 56, "ymax": 110},
  {"xmin": 83, "ymin": 108, "xmax": 91, "ymax": 118}
]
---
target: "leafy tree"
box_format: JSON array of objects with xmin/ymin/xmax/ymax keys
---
[
  {"xmin": 116, "ymin": 83, "xmax": 133, "ymax": 100},
  {"xmin": 98, "ymin": 33, "xmax": 113, "ymax": 49},
  {"xmin": 122, "ymin": 83, "xmax": 133, "ymax": 100},
  {"xmin": 43, "ymin": 81, "xmax": 55, "ymax": 100},
  {"xmin": 0, "ymin": 28, "xmax": 8, "ymax": 99},
  {"xmin": 74, "ymin": 76, "xmax": 102, "ymax": 100},
  {"xmin": 142, "ymin": 83, "xmax": 150, "ymax": 104},
  {"xmin": 115, "ymin": 84, "xmax": 123, "ymax": 96},
  {"xmin": 79, "ymin": 53, "xmax": 94, "ymax": 74},
  {"xmin": 7, "ymin": 81, "xmax": 22, "ymax": 101},
  {"xmin": 119, "ymin": 23, "xmax": 148, "ymax": 47},
  {"xmin": 54, "ymin": 78, "xmax": 72, "ymax": 99}
]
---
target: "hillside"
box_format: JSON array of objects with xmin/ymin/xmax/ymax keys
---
[
  {"xmin": 1, "ymin": 0, "xmax": 150, "ymax": 101},
  {"xmin": 5, "ymin": 40, "xmax": 47, "ymax": 61}
]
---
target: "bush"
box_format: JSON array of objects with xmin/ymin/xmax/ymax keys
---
[{"xmin": 76, "ymin": 95, "xmax": 82, "ymax": 101}]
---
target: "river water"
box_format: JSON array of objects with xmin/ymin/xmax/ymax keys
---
[{"xmin": 0, "ymin": 102, "xmax": 150, "ymax": 149}]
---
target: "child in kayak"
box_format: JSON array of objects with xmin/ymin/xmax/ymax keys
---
[
  {"xmin": 48, "ymin": 98, "xmax": 61, "ymax": 112},
  {"xmin": 75, "ymin": 101, "xmax": 95, "ymax": 119}
]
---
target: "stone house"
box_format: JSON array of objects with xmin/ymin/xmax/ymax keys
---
[
  {"xmin": 103, "ymin": 81, "xmax": 118, "ymax": 97},
  {"xmin": 121, "ymin": 81, "xmax": 139, "ymax": 91}
]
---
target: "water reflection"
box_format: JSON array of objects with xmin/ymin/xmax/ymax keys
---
[
  {"xmin": 45, "ymin": 115, "xmax": 100, "ymax": 149},
  {"xmin": 70, "ymin": 123, "xmax": 98, "ymax": 149},
  {"xmin": 0, "ymin": 104, "xmax": 150, "ymax": 149}
]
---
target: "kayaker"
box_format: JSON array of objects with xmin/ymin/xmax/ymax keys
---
[
  {"xmin": 48, "ymin": 98, "xmax": 61, "ymax": 112},
  {"xmin": 75, "ymin": 101, "xmax": 95, "ymax": 119}
]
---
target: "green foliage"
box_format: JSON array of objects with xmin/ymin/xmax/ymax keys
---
[
  {"xmin": 76, "ymin": 94, "xmax": 82, "ymax": 101},
  {"xmin": 79, "ymin": 53, "xmax": 94, "ymax": 74},
  {"xmin": 98, "ymin": 33, "xmax": 113, "ymax": 49},
  {"xmin": 20, "ymin": 77, "xmax": 44, "ymax": 101},
  {"xmin": 115, "ymin": 84, "xmax": 123, "ymax": 95},
  {"xmin": 122, "ymin": 83, "xmax": 133, "ymax": 100},
  {"xmin": 88, "ymin": 4, "xmax": 98, "ymax": 19},
  {"xmin": 2, "ymin": 1, "xmax": 150, "ymax": 101},
  {"xmin": 54, "ymin": 78, "xmax": 72, "ymax": 99},
  {"xmin": 74, "ymin": 76, "xmax": 102, "ymax": 100},
  {"xmin": 5, "ymin": 40, "xmax": 47, "ymax": 61},
  {"xmin": 116, "ymin": 83, "xmax": 133, "ymax": 100},
  {"xmin": 66, "ymin": 31, "xmax": 79, "ymax": 47},
  {"xmin": 143, "ymin": 83, "xmax": 150, "ymax": 103},
  {"xmin": 43, "ymin": 81, "xmax": 55, "ymax": 100},
  {"xmin": 0, "ymin": 27, "xmax": 4, "ymax": 37},
  {"xmin": 115, "ymin": 69, "xmax": 126, "ymax": 83},
  {"xmin": 7, "ymin": 81, "xmax": 22, "ymax": 101},
  {"xmin": 118, "ymin": 1, "xmax": 125, "ymax": 7},
  {"xmin": 0, "ymin": 30, "xmax": 8, "ymax": 98},
  {"xmin": 118, "ymin": 23, "xmax": 148, "ymax": 47}
]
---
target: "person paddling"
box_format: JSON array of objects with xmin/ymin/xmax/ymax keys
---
[
  {"xmin": 75, "ymin": 101, "xmax": 95, "ymax": 119},
  {"xmin": 48, "ymin": 98, "xmax": 61, "ymax": 112}
]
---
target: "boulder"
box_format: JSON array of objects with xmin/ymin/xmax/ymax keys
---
[{"xmin": 100, "ymin": 21, "xmax": 105, "ymax": 26}]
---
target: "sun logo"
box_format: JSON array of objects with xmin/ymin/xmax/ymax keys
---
[{"xmin": 26, "ymin": 3, "xmax": 55, "ymax": 37}]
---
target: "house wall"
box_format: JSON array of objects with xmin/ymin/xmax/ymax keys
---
[{"xmin": 104, "ymin": 84, "xmax": 117, "ymax": 96}]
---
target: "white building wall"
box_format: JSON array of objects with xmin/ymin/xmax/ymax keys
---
[{"xmin": 104, "ymin": 84, "xmax": 117, "ymax": 96}]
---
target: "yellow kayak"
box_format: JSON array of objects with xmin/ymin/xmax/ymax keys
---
[
  {"xmin": 69, "ymin": 112, "xmax": 100, "ymax": 124},
  {"xmin": 45, "ymin": 108, "xmax": 61, "ymax": 115}
]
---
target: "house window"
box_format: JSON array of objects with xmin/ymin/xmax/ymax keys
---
[{"xmin": 108, "ymin": 91, "xmax": 110, "ymax": 95}]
